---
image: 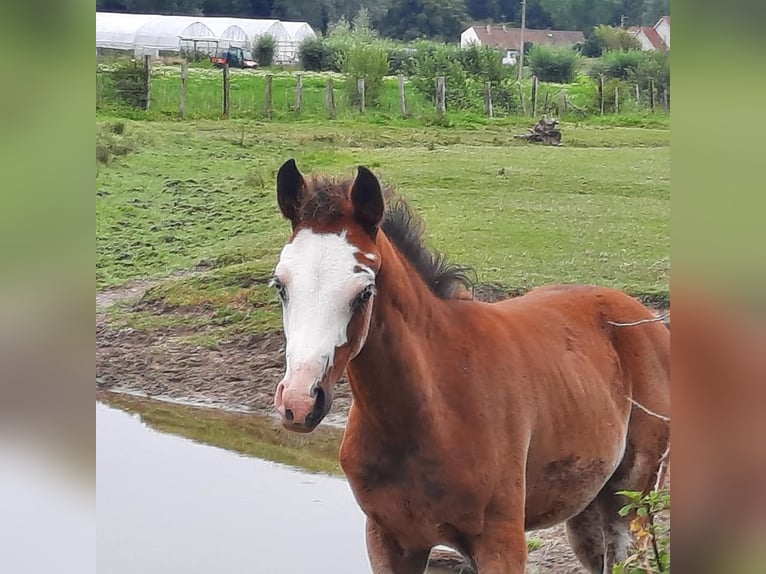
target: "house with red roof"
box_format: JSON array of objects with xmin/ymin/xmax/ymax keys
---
[
  {"xmin": 460, "ymin": 24, "xmax": 585, "ymax": 65},
  {"xmin": 629, "ymin": 16, "xmax": 670, "ymax": 51}
]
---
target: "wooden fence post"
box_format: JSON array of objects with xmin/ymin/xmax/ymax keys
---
[
  {"xmin": 517, "ymin": 82, "xmax": 527, "ymax": 116},
  {"xmin": 398, "ymin": 74, "xmax": 407, "ymax": 116},
  {"xmin": 484, "ymin": 81, "xmax": 493, "ymax": 118},
  {"xmin": 635, "ymin": 84, "xmax": 641, "ymax": 108},
  {"xmin": 295, "ymin": 74, "xmax": 303, "ymax": 113},
  {"xmin": 531, "ymin": 75, "xmax": 538, "ymax": 117},
  {"xmin": 264, "ymin": 73, "xmax": 273, "ymax": 118},
  {"xmin": 649, "ymin": 78, "xmax": 655, "ymax": 111},
  {"xmin": 614, "ymin": 84, "xmax": 619, "ymax": 114},
  {"xmin": 326, "ymin": 78, "xmax": 336, "ymax": 119},
  {"xmin": 357, "ymin": 77, "xmax": 366, "ymax": 113},
  {"xmin": 599, "ymin": 75, "xmax": 605, "ymax": 115},
  {"xmin": 143, "ymin": 54, "xmax": 152, "ymax": 111},
  {"xmin": 222, "ymin": 63, "xmax": 230, "ymax": 118},
  {"xmin": 436, "ymin": 76, "xmax": 446, "ymax": 119},
  {"xmin": 663, "ymin": 88, "xmax": 669, "ymax": 110},
  {"xmin": 179, "ymin": 60, "xmax": 187, "ymax": 118}
]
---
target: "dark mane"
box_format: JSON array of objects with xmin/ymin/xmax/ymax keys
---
[
  {"xmin": 382, "ymin": 197, "xmax": 474, "ymax": 299},
  {"xmin": 299, "ymin": 175, "xmax": 474, "ymax": 300}
]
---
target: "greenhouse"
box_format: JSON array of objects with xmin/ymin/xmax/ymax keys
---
[
  {"xmin": 96, "ymin": 12, "xmax": 312, "ymax": 62},
  {"xmin": 132, "ymin": 16, "xmax": 218, "ymax": 56},
  {"xmin": 96, "ymin": 12, "xmax": 156, "ymax": 51},
  {"xmin": 281, "ymin": 21, "xmax": 317, "ymax": 62}
]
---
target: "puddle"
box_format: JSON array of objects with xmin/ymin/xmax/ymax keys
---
[{"xmin": 97, "ymin": 401, "xmax": 370, "ymax": 574}]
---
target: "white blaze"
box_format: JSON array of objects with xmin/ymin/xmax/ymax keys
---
[{"xmin": 276, "ymin": 229, "xmax": 375, "ymax": 380}]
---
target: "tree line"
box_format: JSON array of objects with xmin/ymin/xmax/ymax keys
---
[{"xmin": 96, "ymin": 0, "xmax": 670, "ymax": 41}]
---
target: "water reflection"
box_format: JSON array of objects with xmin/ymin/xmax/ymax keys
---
[{"xmin": 97, "ymin": 402, "xmax": 370, "ymax": 574}]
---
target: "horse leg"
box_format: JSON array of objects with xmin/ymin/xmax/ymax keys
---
[
  {"xmin": 565, "ymin": 501, "xmax": 609, "ymax": 574},
  {"xmin": 467, "ymin": 518, "xmax": 527, "ymax": 573},
  {"xmin": 365, "ymin": 518, "xmax": 430, "ymax": 574},
  {"xmin": 568, "ymin": 426, "xmax": 670, "ymax": 573}
]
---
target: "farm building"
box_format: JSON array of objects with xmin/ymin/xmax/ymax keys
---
[
  {"xmin": 96, "ymin": 12, "xmax": 312, "ymax": 63},
  {"xmin": 460, "ymin": 24, "xmax": 584, "ymax": 64},
  {"xmin": 628, "ymin": 16, "xmax": 670, "ymax": 51}
]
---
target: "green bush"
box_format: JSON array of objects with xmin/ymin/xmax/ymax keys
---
[
  {"xmin": 410, "ymin": 42, "xmax": 471, "ymax": 109},
  {"xmin": 101, "ymin": 61, "xmax": 147, "ymax": 109},
  {"xmin": 600, "ymin": 50, "xmax": 645, "ymax": 80},
  {"xmin": 527, "ymin": 45, "xmax": 579, "ymax": 83},
  {"xmin": 387, "ymin": 47, "xmax": 417, "ymax": 75},
  {"xmin": 254, "ymin": 34, "xmax": 276, "ymax": 67},
  {"xmin": 614, "ymin": 488, "xmax": 670, "ymax": 573},
  {"xmin": 298, "ymin": 37, "xmax": 336, "ymax": 71},
  {"xmin": 458, "ymin": 44, "xmax": 510, "ymax": 84},
  {"xmin": 343, "ymin": 42, "xmax": 390, "ymax": 108},
  {"xmin": 581, "ymin": 25, "xmax": 642, "ymax": 57},
  {"xmin": 595, "ymin": 50, "xmax": 670, "ymax": 96}
]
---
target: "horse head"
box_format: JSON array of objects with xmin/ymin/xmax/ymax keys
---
[{"xmin": 272, "ymin": 159, "xmax": 384, "ymax": 432}]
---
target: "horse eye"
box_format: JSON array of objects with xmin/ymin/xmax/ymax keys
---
[
  {"xmin": 352, "ymin": 286, "xmax": 375, "ymax": 310},
  {"xmin": 270, "ymin": 278, "xmax": 288, "ymax": 303}
]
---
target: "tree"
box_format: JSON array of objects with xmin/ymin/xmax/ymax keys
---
[
  {"xmin": 466, "ymin": 0, "xmax": 499, "ymax": 21},
  {"xmin": 641, "ymin": 0, "xmax": 669, "ymax": 25},
  {"xmin": 271, "ymin": 0, "xmax": 326, "ymax": 30},
  {"xmin": 376, "ymin": 0, "xmax": 467, "ymax": 41},
  {"xmin": 122, "ymin": 0, "xmax": 205, "ymax": 14},
  {"xmin": 202, "ymin": 0, "xmax": 258, "ymax": 16},
  {"xmin": 539, "ymin": 0, "xmax": 621, "ymax": 32}
]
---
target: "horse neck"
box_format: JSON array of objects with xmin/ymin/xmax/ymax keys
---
[{"xmin": 346, "ymin": 233, "xmax": 448, "ymax": 438}]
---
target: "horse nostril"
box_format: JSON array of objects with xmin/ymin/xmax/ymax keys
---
[{"xmin": 284, "ymin": 409, "xmax": 294, "ymax": 421}]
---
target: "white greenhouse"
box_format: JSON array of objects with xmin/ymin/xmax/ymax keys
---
[
  {"xmin": 234, "ymin": 19, "xmax": 292, "ymax": 62},
  {"xmin": 96, "ymin": 12, "xmax": 156, "ymax": 51},
  {"xmin": 132, "ymin": 16, "xmax": 219, "ymax": 56},
  {"xmin": 96, "ymin": 12, "xmax": 314, "ymax": 62},
  {"xmin": 281, "ymin": 21, "xmax": 317, "ymax": 62}
]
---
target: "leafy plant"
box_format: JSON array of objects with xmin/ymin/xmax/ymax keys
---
[
  {"xmin": 298, "ymin": 37, "xmax": 336, "ymax": 71},
  {"xmin": 614, "ymin": 488, "xmax": 670, "ymax": 573},
  {"xmin": 343, "ymin": 42, "xmax": 389, "ymax": 108},
  {"xmin": 254, "ymin": 34, "xmax": 276, "ymax": 67},
  {"xmin": 527, "ymin": 44, "xmax": 580, "ymax": 83},
  {"xmin": 101, "ymin": 60, "xmax": 148, "ymax": 109}
]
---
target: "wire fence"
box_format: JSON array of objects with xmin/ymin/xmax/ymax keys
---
[{"xmin": 96, "ymin": 57, "xmax": 670, "ymax": 122}]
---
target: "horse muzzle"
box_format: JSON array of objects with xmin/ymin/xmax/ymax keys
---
[{"xmin": 274, "ymin": 375, "xmax": 333, "ymax": 433}]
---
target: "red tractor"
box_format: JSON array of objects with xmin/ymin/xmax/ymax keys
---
[{"xmin": 211, "ymin": 46, "xmax": 258, "ymax": 69}]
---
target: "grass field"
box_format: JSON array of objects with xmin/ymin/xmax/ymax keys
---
[{"xmin": 97, "ymin": 116, "xmax": 669, "ymax": 334}]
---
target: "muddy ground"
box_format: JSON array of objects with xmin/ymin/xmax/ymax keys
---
[{"xmin": 98, "ymin": 278, "xmax": 667, "ymax": 574}]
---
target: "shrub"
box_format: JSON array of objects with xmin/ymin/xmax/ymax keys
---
[
  {"xmin": 600, "ymin": 50, "xmax": 645, "ymax": 80},
  {"xmin": 254, "ymin": 34, "xmax": 276, "ymax": 67},
  {"xmin": 410, "ymin": 42, "xmax": 471, "ymax": 109},
  {"xmin": 343, "ymin": 42, "xmax": 390, "ymax": 107},
  {"xmin": 104, "ymin": 61, "xmax": 147, "ymax": 109},
  {"xmin": 629, "ymin": 50, "xmax": 670, "ymax": 93},
  {"xmin": 299, "ymin": 37, "xmax": 336, "ymax": 71},
  {"xmin": 527, "ymin": 45, "xmax": 579, "ymax": 83},
  {"xmin": 458, "ymin": 44, "xmax": 510, "ymax": 84},
  {"xmin": 614, "ymin": 488, "xmax": 670, "ymax": 573},
  {"xmin": 582, "ymin": 25, "xmax": 642, "ymax": 57},
  {"xmin": 387, "ymin": 46, "xmax": 417, "ymax": 75}
]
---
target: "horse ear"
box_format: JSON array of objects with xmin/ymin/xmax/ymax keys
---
[
  {"xmin": 276, "ymin": 159, "xmax": 305, "ymax": 225},
  {"xmin": 350, "ymin": 166, "xmax": 384, "ymax": 235}
]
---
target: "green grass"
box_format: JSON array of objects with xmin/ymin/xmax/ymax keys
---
[
  {"xmin": 97, "ymin": 118, "xmax": 669, "ymax": 331},
  {"xmin": 99, "ymin": 392, "xmax": 344, "ymax": 475}
]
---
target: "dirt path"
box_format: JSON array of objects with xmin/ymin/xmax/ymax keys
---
[{"xmin": 101, "ymin": 277, "xmax": 669, "ymax": 573}]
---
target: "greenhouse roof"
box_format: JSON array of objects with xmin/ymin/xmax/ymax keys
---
[{"xmin": 96, "ymin": 12, "xmax": 313, "ymax": 57}]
